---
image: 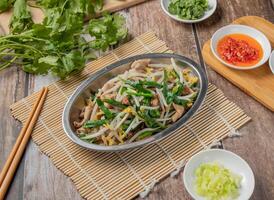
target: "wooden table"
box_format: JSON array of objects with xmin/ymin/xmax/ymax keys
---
[{"xmin": 1, "ymin": 0, "xmax": 274, "ymax": 199}]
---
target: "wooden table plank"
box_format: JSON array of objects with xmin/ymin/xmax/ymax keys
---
[
  {"xmin": 195, "ymin": 0, "xmax": 274, "ymax": 199},
  {"xmin": 0, "ymin": 62, "xmax": 29, "ymax": 199},
  {"xmin": 21, "ymin": 75, "xmax": 83, "ymax": 200},
  {"xmin": 0, "ymin": 22, "xmax": 29, "ymax": 200}
]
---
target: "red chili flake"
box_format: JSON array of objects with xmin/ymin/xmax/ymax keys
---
[{"xmin": 218, "ymin": 37, "xmax": 259, "ymax": 65}]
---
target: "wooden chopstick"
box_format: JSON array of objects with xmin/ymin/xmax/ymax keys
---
[
  {"xmin": 0, "ymin": 87, "xmax": 48, "ymax": 200},
  {"xmin": 0, "ymin": 88, "xmax": 45, "ymax": 187}
]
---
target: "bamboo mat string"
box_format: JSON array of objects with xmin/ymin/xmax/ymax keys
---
[
  {"xmin": 116, "ymin": 152, "xmax": 153, "ymax": 197},
  {"xmin": 155, "ymin": 143, "xmax": 185, "ymax": 177},
  {"xmin": 136, "ymin": 37, "xmax": 153, "ymax": 53},
  {"xmin": 53, "ymin": 83, "xmax": 69, "ymax": 100},
  {"xmin": 206, "ymin": 138, "xmax": 222, "ymax": 149},
  {"xmin": 139, "ymin": 178, "xmax": 158, "ymax": 198},
  {"xmin": 83, "ymin": 66, "xmax": 90, "ymax": 74},
  {"xmin": 22, "ymin": 99, "xmax": 109, "ymax": 200},
  {"xmin": 170, "ymin": 159, "xmax": 186, "ymax": 178},
  {"xmin": 185, "ymin": 124, "xmax": 207, "ymax": 149},
  {"xmin": 111, "ymin": 51, "xmax": 120, "ymax": 60},
  {"xmin": 155, "ymin": 143, "xmax": 179, "ymax": 169},
  {"xmin": 205, "ymin": 102, "xmax": 241, "ymax": 138}
]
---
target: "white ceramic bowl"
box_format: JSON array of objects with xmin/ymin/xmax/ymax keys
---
[
  {"xmin": 269, "ymin": 50, "xmax": 274, "ymax": 74},
  {"xmin": 211, "ymin": 24, "xmax": 272, "ymax": 70},
  {"xmin": 161, "ymin": 0, "xmax": 217, "ymax": 23},
  {"xmin": 183, "ymin": 149, "xmax": 255, "ymax": 200}
]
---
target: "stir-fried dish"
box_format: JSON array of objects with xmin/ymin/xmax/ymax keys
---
[{"xmin": 73, "ymin": 58, "xmax": 199, "ymax": 145}]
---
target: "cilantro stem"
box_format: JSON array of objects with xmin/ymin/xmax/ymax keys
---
[
  {"xmin": 0, "ymin": 44, "xmax": 43, "ymax": 56},
  {"xmin": 61, "ymin": 0, "xmax": 70, "ymax": 15},
  {"xmin": 0, "ymin": 52, "xmax": 33, "ymax": 59},
  {"xmin": 0, "ymin": 34, "xmax": 48, "ymax": 42},
  {"xmin": 0, "ymin": 56, "xmax": 18, "ymax": 70},
  {"xmin": 27, "ymin": 1, "xmax": 42, "ymax": 9}
]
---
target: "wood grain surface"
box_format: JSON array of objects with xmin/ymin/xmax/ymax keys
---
[{"xmin": 0, "ymin": 0, "xmax": 274, "ymax": 200}]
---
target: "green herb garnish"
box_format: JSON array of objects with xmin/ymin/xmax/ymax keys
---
[
  {"xmin": 142, "ymin": 97, "xmax": 151, "ymax": 106},
  {"xmin": 96, "ymin": 99, "xmax": 114, "ymax": 119},
  {"xmin": 168, "ymin": 0, "xmax": 208, "ymax": 20},
  {"xmin": 103, "ymin": 98, "xmax": 127, "ymax": 109},
  {"xmin": 137, "ymin": 131, "xmax": 153, "ymax": 140},
  {"xmin": 149, "ymin": 109, "xmax": 161, "ymax": 118},
  {"xmin": 138, "ymin": 111, "xmax": 165, "ymax": 129},
  {"xmin": 83, "ymin": 119, "xmax": 108, "ymax": 128},
  {"xmin": 125, "ymin": 80, "xmax": 152, "ymax": 95},
  {"xmin": 139, "ymin": 80, "xmax": 163, "ymax": 88},
  {"xmin": 172, "ymin": 82, "xmax": 184, "ymax": 95},
  {"xmin": 137, "ymin": 128, "xmax": 161, "ymax": 140},
  {"xmin": 173, "ymin": 97, "xmax": 189, "ymax": 107},
  {"xmin": 126, "ymin": 91, "xmax": 153, "ymax": 98}
]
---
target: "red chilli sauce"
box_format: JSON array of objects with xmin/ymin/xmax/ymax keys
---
[{"xmin": 217, "ymin": 34, "xmax": 263, "ymax": 67}]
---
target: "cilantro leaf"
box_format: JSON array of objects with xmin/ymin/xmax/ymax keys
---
[
  {"xmin": 38, "ymin": 56, "xmax": 59, "ymax": 66},
  {"xmin": 0, "ymin": 0, "xmax": 14, "ymax": 13},
  {"xmin": 9, "ymin": 0, "xmax": 33, "ymax": 34},
  {"xmin": 89, "ymin": 13, "xmax": 127, "ymax": 50}
]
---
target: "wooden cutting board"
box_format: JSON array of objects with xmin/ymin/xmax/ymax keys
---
[
  {"xmin": 202, "ymin": 16, "xmax": 274, "ymax": 111},
  {"xmin": 0, "ymin": 0, "xmax": 147, "ymax": 34}
]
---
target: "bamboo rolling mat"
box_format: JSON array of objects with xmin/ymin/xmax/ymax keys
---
[{"xmin": 10, "ymin": 32, "xmax": 251, "ymax": 200}]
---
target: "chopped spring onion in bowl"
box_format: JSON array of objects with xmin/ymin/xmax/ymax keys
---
[
  {"xmin": 195, "ymin": 162, "xmax": 242, "ymax": 200},
  {"xmin": 183, "ymin": 149, "xmax": 255, "ymax": 200}
]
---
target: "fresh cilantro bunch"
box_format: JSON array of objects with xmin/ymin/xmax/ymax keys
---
[
  {"xmin": 0, "ymin": 0, "xmax": 127, "ymax": 79},
  {"xmin": 168, "ymin": 0, "xmax": 208, "ymax": 20}
]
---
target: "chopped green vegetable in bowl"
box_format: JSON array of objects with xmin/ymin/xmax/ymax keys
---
[
  {"xmin": 168, "ymin": 0, "xmax": 209, "ymax": 20},
  {"xmin": 195, "ymin": 162, "xmax": 242, "ymax": 200}
]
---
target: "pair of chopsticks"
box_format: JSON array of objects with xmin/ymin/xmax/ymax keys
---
[{"xmin": 0, "ymin": 87, "xmax": 48, "ymax": 200}]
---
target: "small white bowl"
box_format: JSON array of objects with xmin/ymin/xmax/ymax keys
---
[
  {"xmin": 161, "ymin": 0, "xmax": 217, "ymax": 23},
  {"xmin": 183, "ymin": 149, "xmax": 255, "ymax": 200},
  {"xmin": 211, "ymin": 24, "xmax": 272, "ymax": 70},
  {"xmin": 269, "ymin": 50, "xmax": 274, "ymax": 74}
]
